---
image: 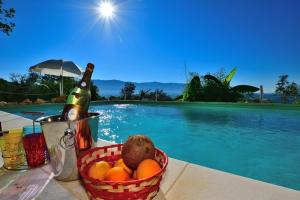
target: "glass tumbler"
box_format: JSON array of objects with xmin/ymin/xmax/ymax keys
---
[
  {"xmin": 22, "ymin": 125, "xmax": 48, "ymax": 168},
  {"xmin": 0, "ymin": 129, "xmax": 26, "ymax": 170}
]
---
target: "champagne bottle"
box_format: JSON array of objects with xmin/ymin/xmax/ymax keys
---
[
  {"xmin": 61, "ymin": 63, "xmax": 94, "ymax": 153},
  {"xmin": 62, "ymin": 63, "xmax": 94, "ymax": 121}
]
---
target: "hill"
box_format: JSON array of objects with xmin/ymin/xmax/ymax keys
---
[{"xmin": 93, "ymin": 80, "xmax": 185, "ymax": 97}]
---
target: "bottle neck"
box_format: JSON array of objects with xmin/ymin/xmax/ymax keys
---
[
  {"xmin": 79, "ymin": 64, "xmax": 94, "ymax": 89},
  {"xmin": 79, "ymin": 72, "xmax": 92, "ymax": 89}
]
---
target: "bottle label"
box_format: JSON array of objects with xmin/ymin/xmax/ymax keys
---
[
  {"xmin": 81, "ymin": 82, "xmax": 87, "ymax": 87},
  {"xmin": 67, "ymin": 108, "xmax": 78, "ymax": 121}
]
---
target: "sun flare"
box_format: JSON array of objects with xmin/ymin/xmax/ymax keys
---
[{"xmin": 98, "ymin": 1, "xmax": 116, "ymax": 19}]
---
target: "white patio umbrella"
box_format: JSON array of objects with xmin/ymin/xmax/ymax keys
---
[{"xmin": 29, "ymin": 59, "xmax": 83, "ymax": 96}]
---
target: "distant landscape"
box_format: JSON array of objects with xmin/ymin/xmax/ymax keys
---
[
  {"xmin": 93, "ymin": 79, "xmax": 283, "ymax": 103},
  {"xmin": 93, "ymin": 80, "xmax": 186, "ymax": 98}
]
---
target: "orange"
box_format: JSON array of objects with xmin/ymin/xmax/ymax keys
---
[
  {"xmin": 88, "ymin": 161, "xmax": 111, "ymax": 180},
  {"xmin": 114, "ymin": 159, "xmax": 133, "ymax": 176},
  {"xmin": 104, "ymin": 167, "xmax": 130, "ymax": 182},
  {"xmin": 136, "ymin": 159, "xmax": 161, "ymax": 180}
]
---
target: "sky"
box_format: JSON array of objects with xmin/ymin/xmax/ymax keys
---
[{"xmin": 0, "ymin": 0, "xmax": 299, "ymax": 93}]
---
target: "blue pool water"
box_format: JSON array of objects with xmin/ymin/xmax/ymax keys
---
[{"xmin": 1, "ymin": 102, "xmax": 300, "ymax": 190}]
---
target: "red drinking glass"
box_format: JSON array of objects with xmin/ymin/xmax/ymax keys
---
[{"xmin": 22, "ymin": 125, "xmax": 47, "ymax": 168}]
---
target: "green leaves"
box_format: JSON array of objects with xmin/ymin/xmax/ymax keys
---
[
  {"xmin": 231, "ymin": 85, "xmax": 259, "ymax": 93},
  {"xmin": 204, "ymin": 67, "xmax": 237, "ymax": 88},
  {"xmin": 275, "ymin": 75, "xmax": 300, "ymax": 103},
  {"xmin": 121, "ymin": 82, "xmax": 136, "ymax": 100},
  {"xmin": 225, "ymin": 67, "xmax": 237, "ymax": 84},
  {"xmin": 0, "ymin": 0, "xmax": 16, "ymax": 35},
  {"xmin": 183, "ymin": 75, "xmax": 202, "ymax": 101},
  {"xmin": 204, "ymin": 74, "xmax": 223, "ymax": 88},
  {"xmin": 200, "ymin": 67, "xmax": 259, "ymax": 102}
]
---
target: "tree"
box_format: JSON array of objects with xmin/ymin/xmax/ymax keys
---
[
  {"xmin": 90, "ymin": 81, "xmax": 100, "ymax": 101},
  {"xmin": 1, "ymin": 72, "xmax": 101, "ymax": 103},
  {"xmin": 121, "ymin": 82, "xmax": 135, "ymax": 100},
  {"xmin": 275, "ymin": 75, "xmax": 300, "ymax": 103},
  {"xmin": 0, "ymin": 0, "xmax": 16, "ymax": 35},
  {"xmin": 26, "ymin": 72, "xmax": 39, "ymax": 84},
  {"xmin": 141, "ymin": 89, "xmax": 172, "ymax": 101},
  {"xmin": 152, "ymin": 89, "xmax": 172, "ymax": 101},
  {"xmin": 204, "ymin": 67, "xmax": 259, "ymax": 102},
  {"xmin": 183, "ymin": 75, "xmax": 202, "ymax": 101},
  {"xmin": 275, "ymin": 75, "xmax": 290, "ymax": 103},
  {"xmin": 286, "ymin": 82, "xmax": 299, "ymax": 103},
  {"xmin": 139, "ymin": 89, "xmax": 151, "ymax": 100},
  {"xmin": 9, "ymin": 73, "xmax": 27, "ymax": 84}
]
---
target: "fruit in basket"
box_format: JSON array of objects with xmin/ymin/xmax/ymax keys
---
[
  {"xmin": 104, "ymin": 167, "xmax": 130, "ymax": 181},
  {"xmin": 114, "ymin": 158, "xmax": 133, "ymax": 176},
  {"xmin": 88, "ymin": 161, "xmax": 112, "ymax": 180},
  {"xmin": 122, "ymin": 135, "xmax": 155, "ymax": 169},
  {"xmin": 136, "ymin": 159, "xmax": 161, "ymax": 179}
]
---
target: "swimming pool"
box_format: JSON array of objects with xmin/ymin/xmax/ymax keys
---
[{"xmin": 1, "ymin": 102, "xmax": 300, "ymax": 191}]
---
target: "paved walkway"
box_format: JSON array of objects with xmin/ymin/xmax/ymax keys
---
[
  {"xmin": 0, "ymin": 111, "xmax": 300, "ymax": 200},
  {"xmin": 0, "ymin": 111, "xmax": 32, "ymax": 130}
]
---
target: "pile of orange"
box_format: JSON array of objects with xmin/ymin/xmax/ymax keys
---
[{"xmin": 88, "ymin": 158, "xmax": 161, "ymax": 182}]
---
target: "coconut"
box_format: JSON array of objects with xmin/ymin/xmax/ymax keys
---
[{"xmin": 121, "ymin": 135, "xmax": 155, "ymax": 170}]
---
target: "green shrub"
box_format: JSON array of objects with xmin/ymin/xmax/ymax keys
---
[
  {"xmin": 294, "ymin": 99, "xmax": 300, "ymax": 104},
  {"xmin": 183, "ymin": 75, "xmax": 202, "ymax": 101}
]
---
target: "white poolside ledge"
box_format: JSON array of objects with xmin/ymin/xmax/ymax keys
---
[{"xmin": 0, "ymin": 111, "xmax": 299, "ymax": 200}]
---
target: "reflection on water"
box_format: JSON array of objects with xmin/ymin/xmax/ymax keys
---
[
  {"xmin": 180, "ymin": 107, "xmax": 232, "ymax": 125},
  {"xmin": 102, "ymin": 128, "xmax": 111, "ymax": 136},
  {"xmin": 92, "ymin": 107, "xmax": 131, "ymax": 143},
  {"xmin": 179, "ymin": 105, "xmax": 299, "ymax": 135},
  {"xmin": 113, "ymin": 104, "xmax": 133, "ymax": 109}
]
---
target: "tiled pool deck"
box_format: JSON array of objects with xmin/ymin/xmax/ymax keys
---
[{"xmin": 0, "ymin": 110, "xmax": 300, "ymax": 200}]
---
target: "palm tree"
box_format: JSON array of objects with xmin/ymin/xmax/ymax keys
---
[{"xmin": 204, "ymin": 67, "xmax": 259, "ymax": 102}]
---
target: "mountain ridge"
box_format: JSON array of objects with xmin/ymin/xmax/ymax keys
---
[
  {"xmin": 93, "ymin": 79, "xmax": 282, "ymax": 103},
  {"xmin": 93, "ymin": 79, "xmax": 186, "ymax": 97}
]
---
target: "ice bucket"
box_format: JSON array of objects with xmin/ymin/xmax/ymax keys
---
[{"xmin": 38, "ymin": 113, "xmax": 99, "ymax": 181}]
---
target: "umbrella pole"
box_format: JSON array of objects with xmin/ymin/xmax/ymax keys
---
[
  {"xmin": 59, "ymin": 82, "xmax": 62, "ymax": 96},
  {"xmin": 61, "ymin": 67, "xmax": 64, "ymax": 96}
]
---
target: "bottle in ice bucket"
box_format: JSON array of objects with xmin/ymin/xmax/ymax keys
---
[{"xmin": 61, "ymin": 63, "xmax": 94, "ymax": 155}]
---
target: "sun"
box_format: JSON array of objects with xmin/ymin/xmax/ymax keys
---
[{"xmin": 98, "ymin": 1, "xmax": 116, "ymax": 19}]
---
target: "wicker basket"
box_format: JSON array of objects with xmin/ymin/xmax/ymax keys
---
[{"xmin": 77, "ymin": 144, "xmax": 168, "ymax": 200}]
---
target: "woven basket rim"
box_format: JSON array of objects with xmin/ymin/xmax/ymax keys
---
[{"xmin": 77, "ymin": 143, "xmax": 168, "ymax": 186}]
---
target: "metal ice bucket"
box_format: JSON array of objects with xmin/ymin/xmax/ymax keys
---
[{"xmin": 38, "ymin": 113, "xmax": 99, "ymax": 181}]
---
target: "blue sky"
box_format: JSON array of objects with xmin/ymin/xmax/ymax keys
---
[{"xmin": 0, "ymin": 0, "xmax": 299, "ymax": 92}]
